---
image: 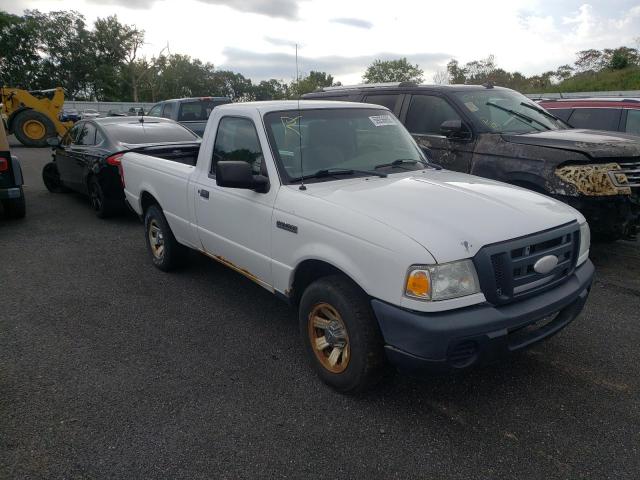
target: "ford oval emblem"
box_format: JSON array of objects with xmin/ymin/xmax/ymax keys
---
[{"xmin": 533, "ymin": 255, "xmax": 558, "ymax": 274}]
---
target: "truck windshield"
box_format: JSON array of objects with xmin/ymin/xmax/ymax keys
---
[
  {"xmin": 264, "ymin": 108, "xmax": 427, "ymax": 183},
  {"xmin": 453, "ymin": 90, "xmax": 567, "ymax": 133}
]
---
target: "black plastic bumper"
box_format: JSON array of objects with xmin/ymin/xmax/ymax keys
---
[
  {"xmin": 371, "ymin": 260, "xmax": 594, "ymax": 374},
  {"xmin": 0, "ymin": 187, "xmax": 22, "ymax": 200}
]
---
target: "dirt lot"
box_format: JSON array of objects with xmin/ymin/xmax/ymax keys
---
[{"xmin": 1, "ymin": 141, "xmax": 639, "ymax": 479}]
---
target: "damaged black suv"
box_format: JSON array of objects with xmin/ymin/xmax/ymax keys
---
[{"xmin": 304, "ymin": 84, "xmax": 640, "ymax": 240}]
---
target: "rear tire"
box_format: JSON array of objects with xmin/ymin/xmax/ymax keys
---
[
  {"xmin": 2, "ymin": 187, "xmax": 26, "ymax": 219},
  {"xmin": 42, "ymin": 162, "xmax": 67, "ymax": 193},
  {"xmin": 144, "ymin": 204, "xmax": 186, "ymax": 271},
  {"xmin": 89, "ymin": 176, "xmax": 116, "ymax": 219},
  {"xmin": 12, "ymin": 110, "xmax": 56, "ymax": 147},
  {"xmin": 299, "ymin": 274, "xmax": 387, "ymax": 393}
]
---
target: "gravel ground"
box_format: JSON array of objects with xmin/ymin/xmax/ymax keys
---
[{"xmin": 1, "ymin": 141, "xmax": 639, "ymax": 479}]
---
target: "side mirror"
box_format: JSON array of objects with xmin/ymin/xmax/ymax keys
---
[
  {"xmin": 46, "ymin": 136, "xmax": 60, "ymax": 147},
  {"xmin": 440, "ymin": 120, "xmax": 471, "ymax": 140},
  {"xmin": 216, "ymin": 160, "xmax": 269, "ymax": 193}
]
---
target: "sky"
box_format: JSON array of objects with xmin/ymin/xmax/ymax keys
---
[{"xmin": 1, "ymin": 0, "xmax": 640, "ymax": 84}]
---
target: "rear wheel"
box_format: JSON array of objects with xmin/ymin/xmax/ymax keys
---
[
  {"xmin": 2, "ymin": 187, "xmax": 26, "ymax": 219},
  {"xmin": 144, "ymin": 204, "xmax": 186, "ymax": 271},
  {"xmin": 42, "ymin": 162, "xmax": 67, "ymax": 193},
  {"xmin": 12, "ymin": 110, "xmax": 56, "ymax": 147},
  {"xmin": 89, "ymin": 176, "xmax": 117, "ymax": 218},
  {"xmin": 299, "ymin": 275, "xmax": 387, "ymax": 393}
]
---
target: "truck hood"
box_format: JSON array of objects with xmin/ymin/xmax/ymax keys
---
[
  {"xmin": 304, "ymin": 170, "xmax": 581, "ymax": 263},
  {"xmin": 502, "ymin": 129, "xmax": 640, "ymax": 159}
]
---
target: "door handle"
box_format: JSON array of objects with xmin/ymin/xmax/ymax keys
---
[{"xmin": 198, "ymin": 189, "xmax": 209, "ymax": 199}]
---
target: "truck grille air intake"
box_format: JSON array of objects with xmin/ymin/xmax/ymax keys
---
[{"xmin": 473, "ymin": 222, "xmax": 580, "ymax": 305}]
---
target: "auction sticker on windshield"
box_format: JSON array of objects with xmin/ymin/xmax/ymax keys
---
[{"xmin": 369, "ymin": 114, "xmax": 397, "ymax": 127}]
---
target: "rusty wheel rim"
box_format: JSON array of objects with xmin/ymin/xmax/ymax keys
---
[
  {"xmin": 308, "ymin": 303, "xmax": 350, "ymax": 374},
  {"xmin": 23, "ymin": 120, "xmax": 46, "ymax": 140},
  {"xmin": 148, "ymin": 219, "xmax": 165, "ymax": 260}
]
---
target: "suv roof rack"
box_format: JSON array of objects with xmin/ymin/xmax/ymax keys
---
[{"xmin": 318, "ymin": 81, "xmax": 418, "ymax": 92}]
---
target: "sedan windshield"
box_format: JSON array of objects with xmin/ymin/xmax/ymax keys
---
[
  {"xmin": 453, "ymin": 89, "xmax": 567, "ymax": 133},
  {"xmin": 264, "ymin": 108, "xmax": 427, "ymax": 183}
]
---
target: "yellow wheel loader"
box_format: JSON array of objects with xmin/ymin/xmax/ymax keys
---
[{"xmin": 0, "ymin": 87, "xmax": 73, "ymax": 147}]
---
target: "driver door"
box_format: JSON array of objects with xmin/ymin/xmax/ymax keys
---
[
  {"xmin": 192, "ymin": 115, "xmax": 277, "ymax": 288},
  {"xmin": 400, "ymin": 94, "xmax": 475, "ymax": 173}
]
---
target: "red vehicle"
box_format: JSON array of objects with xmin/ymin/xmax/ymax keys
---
[{"xmin": 538, "ymin": 98, "xmax": 640, "ymax": 136}]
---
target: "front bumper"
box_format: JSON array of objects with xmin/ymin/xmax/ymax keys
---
[
  {"xmin": 372, "ymin": 260, "xmax": 594, "ymax": 374},
  {"xmin": 0, "ymin": 187, "xmax": 22, "ymax": 200}
]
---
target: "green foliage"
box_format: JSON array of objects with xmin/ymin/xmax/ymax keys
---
[
  {"xmin": 444, "ymin": 46, "xmax": 640, "ymax": 93},
  {"xmin": 289, "ymin": 71, "xmax": 336, "ymax": 97},
  {"xmin": 363, "ymin": 58, "xmax": 423, "ymax": 84}
]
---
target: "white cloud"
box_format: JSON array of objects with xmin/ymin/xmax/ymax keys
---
[{"xmin": 2, "ymin": 0, "xmax": 640, "ymax": 84}]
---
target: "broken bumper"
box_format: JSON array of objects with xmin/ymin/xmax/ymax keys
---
[{"xmin": 372, "ymin": 260, "xmax": 594, "ymax": 374}]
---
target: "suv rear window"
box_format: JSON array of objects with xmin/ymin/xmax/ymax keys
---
[
  {"xmin": 178, "ymin": 100, "xmax": 226, "ymax": 122},
  {"xmin": 102, "ymin": 121, "xmax": 198, "ymax": 144},
  {"xmin": 568, "ymin": 108, "xmax": 621, "ymax": 130}
]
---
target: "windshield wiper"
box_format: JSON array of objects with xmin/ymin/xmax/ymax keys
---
[
  {"xmin": 519, "ymin": 102, "xmax": 569, "ymax": 128},
  {"xmin": 485, "ymin": 101, "xmax": 550, "ymax": 131},
  {"xmin": 374, "ymin": 158, "xmax": 442, "ymax": 170},
  {"xmin": 292, "ymin": 168, "xmax": 387, "ymax": 182}
]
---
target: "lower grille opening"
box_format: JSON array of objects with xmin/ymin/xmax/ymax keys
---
[{"xmin": 448, "ymin": 340, "xmax": 479, "ymax": 368}]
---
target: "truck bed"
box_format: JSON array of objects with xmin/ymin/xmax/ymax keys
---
[{"xmin": 124, "ymin": 142, "xmax": 201, "ymax": 166}]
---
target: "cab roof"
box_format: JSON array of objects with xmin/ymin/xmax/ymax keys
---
[{"xmin": 214, "ymin": 100, "xmax": 389, "ymax": 114}]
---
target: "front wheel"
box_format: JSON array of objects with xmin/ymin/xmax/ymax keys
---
[
  {"xmin": 299, "ymin": 275, "xmax": 387, "ymax": 393},
  {"xmin": 42, "ymin": 162, "xmax": 67, "ymax": 193},
  {"xmin": 144, "ymin": 204, "xmax": 186, "ymax": 271}
]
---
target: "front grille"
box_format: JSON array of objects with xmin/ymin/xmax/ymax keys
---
[
  {"xmin": 610, "ymin": 160, "xmax": 640, "ymax": 188},
  {"xmin": 473, "ymin": 222, "xmax": 580, "ymax": 305}
]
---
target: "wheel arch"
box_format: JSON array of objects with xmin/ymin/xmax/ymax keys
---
[
  {"xmin": 140, "ymin": 190, "xmax": 162, "ymax": 214},
  {"xmin": 504, "ymin": 172, "xmax": 549, "ymax": 194},
  {"xmin": 289, "ymin": 259, "xmax": 364, "ymax": 307}
]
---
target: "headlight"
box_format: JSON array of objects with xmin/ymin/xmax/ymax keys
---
[
  {"xmin": 577, "ymin": 222, "xmax": 590, "ymax": 266},
  {"xmin": 405, "ymin": 259, "xmax": 480, "ymax": 301}
]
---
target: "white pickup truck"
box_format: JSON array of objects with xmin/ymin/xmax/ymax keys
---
[{"xmin": 122, "ymin": 100, "xmax": 594, "ymax": 393}]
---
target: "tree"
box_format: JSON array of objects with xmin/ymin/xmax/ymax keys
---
[
  {"xmin": 290, "ymin": 71, "xmax": 335, "ymax": 97},
  {"xmin": 252, "ymin": 79, "xmax": 289, "ymax": 100},
  {"xmin": 446, "ymin": 59, "xmax": 466, "ymax": 84},
  {"xmin": 432, "ymin": 70, "xmax": 449, "ymax": 85},
  {"xmin": 574, "ymin": 49, "xmax": 603, "ymax": 73},
  {"xmin": 362, "ymin": 58, "xmax": 423, "ymax": 84}
]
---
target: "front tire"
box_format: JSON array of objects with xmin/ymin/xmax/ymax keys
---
[
  {"xmin": 299, "ymin": 275, "xmax": 387, "ymax": 393},
  {"xmin": 42, "ymin": 162, "xmax": 67, "ymax": 193},
  {"xmin": 144, "ymin": 204, "xmax": 186, "ymax": 271},
  {"xmin": 2, "ymin": 188, "xmax": 26, "ymax": 219}
]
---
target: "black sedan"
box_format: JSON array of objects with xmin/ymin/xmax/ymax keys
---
[{"xmin": 42, "ymin": 117, "xmax": 200, "ymax": 217}]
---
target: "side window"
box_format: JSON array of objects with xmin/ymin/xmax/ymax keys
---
[
  {"xmin": 95, "ymin": 128, "xmax": 105, "ymax": 144},
  {"xmin": 624, "ymin": 109, "xmax": 640, "ymax": 135},
  {"xmin": 148, "ymin": 104, "xmax": 162, "ymax": 117},
  {"xmin": 405, "ymin": 95, "xmax": 462, "ymax": 135},
  {"xmin": 364, "ymin": 94, "xmax": 400, "ymax": 113},
  {"xmin": 568, "ymin": 108, "xmax": 621, "ymax": 131},
  {"xmin": 548, "ymin": 108, "xmax": 572, "ymax": 122},
  {"xmin": 211, "ymin": 117, "xmax": 263, "ymax": 176},
  {"xmin": 62, "ymin": 124, "xmax": 81, "ymax": 146},
  {"xmin": 76, "ymin": 123, "xmax": 97, "ymax": 146},
  {"xmin": 162, "ymin": 102, "xmax": 175, "ymax": 119}
]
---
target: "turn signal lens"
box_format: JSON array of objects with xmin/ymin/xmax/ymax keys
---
[{"xmin": 405, "ymin": 269, "xmax": 431, "ymax": 299}]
